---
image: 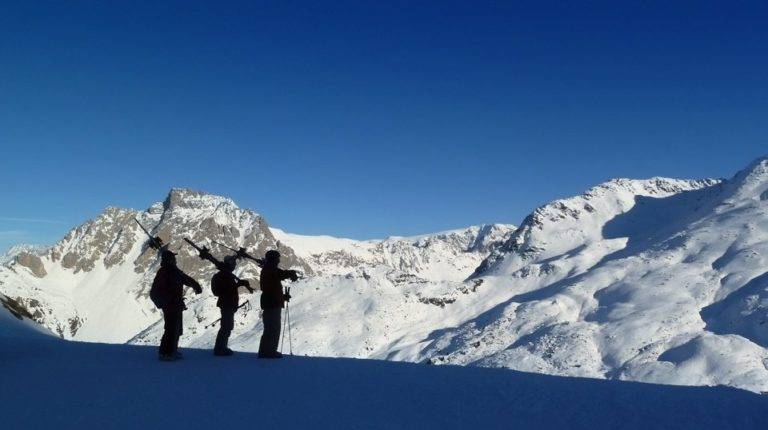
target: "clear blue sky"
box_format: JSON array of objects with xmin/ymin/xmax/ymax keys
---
[{"xmin": 1, "ymin": 1, "xmax": 767, "ymax": 251}]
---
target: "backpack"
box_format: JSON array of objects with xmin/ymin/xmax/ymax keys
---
[
  {"xmin": 149, "ymin": 286, "xmax": 164, "ymax": 309},
  {"xmin": 149, "ymin": 268, "xmax": 169, "ymax": 309},
  {"xmin": 211, "ymin": 272, "xmax": 222, "ymax": 297}
]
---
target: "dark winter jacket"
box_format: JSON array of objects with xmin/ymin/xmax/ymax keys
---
[
  {"xmin": 212, "ymin": 271, "xmax": 248, "ymax": 309},
  {"xmin": 259, "ymin": 266, "xmax": 296, "ymax": 310},
  {"xmin": 150, "ymin": 265, "xmax": 201, "ymax": 310}
]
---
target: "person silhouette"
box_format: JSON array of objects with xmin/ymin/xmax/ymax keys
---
[
  {"xmin": 258, "ymin": 250, "xmax": 298, "ymax": 359},
  {"xmin": 198, "ymin": 250, "xmax": 253, "ymax": 356},
  {"xmin": 149, "ymin": 249, "xmax": 202, "ymax": 361}
]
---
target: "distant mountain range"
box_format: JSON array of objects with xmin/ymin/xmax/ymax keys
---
[{"xmin": 2, "ymin": 156, "xmax": 768, "ymax": 393}]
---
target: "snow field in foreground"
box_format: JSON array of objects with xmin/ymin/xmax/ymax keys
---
[{"xmin": 1, "ymin": 334, "xmax": 766, "ymax": 430}]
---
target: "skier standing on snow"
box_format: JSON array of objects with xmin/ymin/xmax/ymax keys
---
[
  {"xmin": 258, "ymin": 250, "xmax": 298, "ymax": 359},
  {"xmin": 197, "ymin": 249, "xmax": 253, "ymax": 356},
  {"xmin": 150, "ymin": 249, "xmax": 202, "ymax": 361}
]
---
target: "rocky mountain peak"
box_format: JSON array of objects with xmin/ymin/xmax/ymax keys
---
[{"xmin": 163, "ymin": 188, "xmax": 239, "ymax": 212}]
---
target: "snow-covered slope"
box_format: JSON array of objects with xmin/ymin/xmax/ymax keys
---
[
  {"xmin": 272, "ymin": 223, "xmax": 514, "ymax": 281},
  {"xmin": 2, "ymin": 333, "xmax": 766, "ymax": 430},
  {"xmin": 3, "ymin": 287, "xmax": 765, "ymax": 430},
  {"xmin": 0, "ymin": 190, "xmax": 514, "ymax": 357},
  {"xmin": 0, "ymin": 292, "xmax": 50, "ymax": 339},
  {"xmin": 4, "ymin": 157, "xmax": 768, "ymax": 394},
  {"xmin": 414, "ymin": 157, "xmax": 768, "ymax": 393},
  {"xmin": 130, "ymin": 224, "xmax": 515, "ymax": 357}
]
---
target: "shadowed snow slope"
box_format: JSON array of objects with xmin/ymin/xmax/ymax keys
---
[
  {"xmin": 420, "ymin": 157, "xmax": 768, "ymax": 392},
  {"xmin": 1, "ymin": 334, "xmax": 766, "ymax": 430},
  {"xmin": 0, "ymin": 293, "xmax": 50, "ymax": 339}
]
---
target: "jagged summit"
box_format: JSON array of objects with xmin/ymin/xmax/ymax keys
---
[{"xmin": 162, "ymin": 187, "xmax": 241, "ymax": 212}]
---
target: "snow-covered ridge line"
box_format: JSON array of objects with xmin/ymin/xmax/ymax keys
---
[
  {"xmin": 0, "ymin": 187, "xmax": 514, "ymax": 347},
  {"xmin": 4, "ymin": 157, "xmax": 768, "ymax": 394},
  {"xmin": 471, "ymin": 176, "xmax": 722, "ymax": 278},
  {"xmin": 0, "ymin": 244, "xmax": 49, "ymax": 267},
  {"xmin": 421, "ymin": 157, "xmax": 768, "ymax": 392},
  {"xmin": 272, "ymin": 223, "xmax": 516, "ymax": 279}
]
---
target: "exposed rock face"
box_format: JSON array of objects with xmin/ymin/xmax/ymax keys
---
[
  {"xmin": 0, "ymin": 188, "xmax": 313, "ymax": 342},
  {"xmin": 14, "ymin": 252, "xmax": 47, "ymax": 278},
  {"xmin": 131, "ymin": 188, "xmax": 311, "ymax": 285},
  {"xmin": 0, "ymin": 293, "xmax": 34, "ymax": 320},
  {"xmin": 1, "ymin": 244, "xmax": 49, "ymax": 268},
  {"xmin": 51, "ymin": 206, "xmax": 139, "ymax": 273}
]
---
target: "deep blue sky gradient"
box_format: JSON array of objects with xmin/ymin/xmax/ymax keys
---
[{"xmin": 1, "ymin": 1, "xmax": 767, "ymax": 250}]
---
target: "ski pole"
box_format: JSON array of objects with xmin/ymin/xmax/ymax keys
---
[
  {"xmin": 205, "ymin": 300, "xmax": 250, "ymax": 328},
  {"xmin": 280, "ymin": 306, "xmax": 288, "ymax": 354},
  {"xmin": 280, "ymin": 286, "xmax": 288, "ymax": 353},
  {"xmin": 287, "ymin": 299, "xmax": 293, "ymax": 355}
]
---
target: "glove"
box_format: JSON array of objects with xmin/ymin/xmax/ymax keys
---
[
  {"xmin": 236, "ymin": 247, "xmax": 249, "ymax": 259},
  {"xmin": 284, "ymin": 293, "xmax": 292, "ymax": 302},
  {"xmin": 199, "ymin": 247, "xmax": 212, "ymax": 260},
  {"xmin": 289, "ymin": 270, "xmax": 299, "ymax": 282},
  {"xmin": 194, "ymin": 286, "xmax": 203, "ymax": 295}
]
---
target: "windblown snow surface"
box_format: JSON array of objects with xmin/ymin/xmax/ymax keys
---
[
  {"xmin": 3, "ymin": 157, "xmax": 768, "ymax": 398},
  {"xmin": 1, "ymin": 305, "xmax": 766, "ymax": 430}
]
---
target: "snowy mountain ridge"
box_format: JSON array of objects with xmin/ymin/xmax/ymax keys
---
[
  {"xmin": 416, "ymin": 157, "xmax": 768, "ymax": 392},
  {"xmin": 273, "ymin": 223, "xmax": 514, "ymax": 280},
  {"xmin": 0, "ymin": 244, "xmax": 49, "ymax": 267},
  {"xmin": 3, "ymin": 157, "xmax": 768, "ymax": 393},
  {"xmin": 473, "ymin": 176, "xmax": 721, "ymax": 278},
  {"xmin": 0, "ymin": 189, "xmax": 515, "ymax": 349}
]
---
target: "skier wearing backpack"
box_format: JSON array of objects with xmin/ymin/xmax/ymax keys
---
[
  {"xmin": 203, "ymin": 252, "xmax": 253, "ymax": 356},
  {"xmin": 150, "ymin": 249, "xmax": 202, "ymax": 361},
  {"xmin": 258, "ymin": 250, "xmax": 298, "ymax": 359}
]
